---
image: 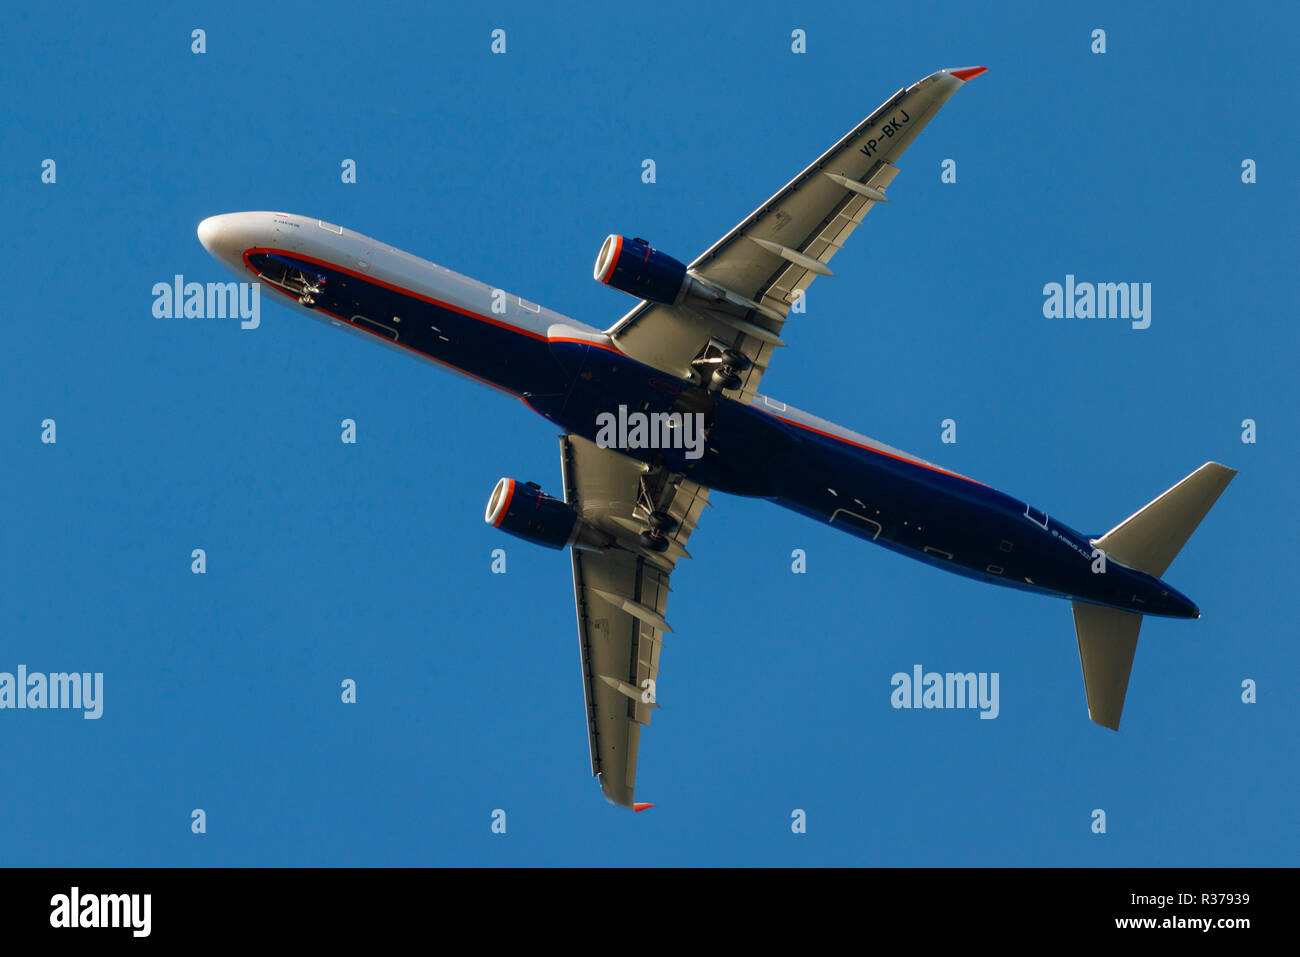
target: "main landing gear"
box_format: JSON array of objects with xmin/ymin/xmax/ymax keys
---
[
  {"xmin": 706, "ymin": 347, "xmax": 751, "ymax": 392},
  {"xmin": 631, "ymin": 339, "xmax": 750, "ymax": 554},
  {"xmin": 637, "ymin": 508, "xmax": 680, "ymax": 552},
  {"xmin": 635, "ymin": 467, "xmax": 686, "ymax": 554}
]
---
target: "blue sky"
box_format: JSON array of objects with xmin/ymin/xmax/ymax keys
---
[{"xmin": 2, "ymin": 0, "xmax": 1295, "ymax": 865}]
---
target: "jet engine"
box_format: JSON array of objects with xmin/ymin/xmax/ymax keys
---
[
  {"xmin": 593, "ymin": 234, "xmax": 787, "ymax": 326},
  {"xmin": 593, "ymin": 235, "xmax": 689, "ymax": 304},
  {"xmin": 484, "ymin": 478, "xmax": 610, "ymax": 550}
]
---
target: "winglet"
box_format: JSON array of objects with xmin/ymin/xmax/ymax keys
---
[
  {"xmin": 949, "ymin": 66, "xmax": 988, "ymax": 82},
  {"xmin": 633, "ymin": 803, "xmax": 654, "ymax": 813}
]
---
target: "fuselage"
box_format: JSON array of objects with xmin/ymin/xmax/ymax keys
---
[{"xmin": 198, "ymin": 211, "xmax": 1199, "ymax": 619}]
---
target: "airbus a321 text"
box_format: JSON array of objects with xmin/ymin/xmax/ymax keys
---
[{"xmin": 199, "ymin": 66, "xmax": 1235, "ymax": 811}]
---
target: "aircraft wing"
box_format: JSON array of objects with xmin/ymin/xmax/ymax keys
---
[
  {"xmin": 606, "ymin": 66, "xmax": 986, "ymax": 397},
  {"xmin": 558, "ymin": 433, "xmax": 710, "ymax": 809}
]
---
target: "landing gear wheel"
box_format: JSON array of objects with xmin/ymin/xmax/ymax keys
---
[
  {"xmin": 647, "ymin": 510, "xmax": 679, "ymax": 534},
  {"xmin": 721, "ymin": 348, "xmax": 751, "ymax": 372},
  {"xmin": 299, "ymin": 294, "xmax": 316, "ymax": 307},
  {"xmin": 639, "ymin": 530, "xmax": 671, "ymax": 552},
  {"xmin": 710, "ymin": 368, "xmax": 742, "ymax": 392}
]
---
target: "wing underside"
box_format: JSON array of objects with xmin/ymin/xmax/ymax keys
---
[
  {"xmin": 606, "ymin": 67, "xmax": 985, "ymax": 396},
  {"xmin": 559, "ymin": 67, "xmax": 985, "ymax": 806},
  {"xmin": 560, "ymin": 434, "xmax": 709, "ymax": 808}
]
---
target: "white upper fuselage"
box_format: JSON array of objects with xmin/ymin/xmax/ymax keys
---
[{"xmin": 197, "ymin": 210, "xmax": 960, "ymax": 478}]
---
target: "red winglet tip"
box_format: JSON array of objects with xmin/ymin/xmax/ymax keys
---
[
  {"xmin": 950, "ymin": 66, "xmax": 988, "ymax": 82},
  {"xmin": 633, "ymin": 803, "xmax": 654, "ymax": 813}
]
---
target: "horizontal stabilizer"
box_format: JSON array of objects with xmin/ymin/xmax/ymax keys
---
[
  {"xmin": 1072, "ymin": 601, "xmax": 1143, "ymax": 730},
  {"xmin": 1094, "ymin": 463, "xmax": 1236, "ymax": 577}
]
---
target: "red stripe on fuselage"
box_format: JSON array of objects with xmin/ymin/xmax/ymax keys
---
[
  {"xmin": 762, "ymin": 410, "xmax": 985, "ymax": 487},
  {"xmin": 242, "ymin": 247, "xmax": 623, "ymax": 356},
  {"xmin": 238, "ymin": 246, "xmax": 980, "ymax": 486},
  {"xmin": 238, "ymin": 247, "xmax": 623, "ymax": 398}
]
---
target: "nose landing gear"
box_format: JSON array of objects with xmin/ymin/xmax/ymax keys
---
[
  {"xmin": 259, "ymin": 255, "xmax": 327, "ymax": 308},
  {"xmin": 297, "ymin": 279, "xmax": 324, "ymax": 307}
]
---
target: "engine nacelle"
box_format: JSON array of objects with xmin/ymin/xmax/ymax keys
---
[
  {"xmin": 593, "ymin": 234, "xmax": 688, "ymax": 304},
  {"xmin": 484, "ymin": 478, "xmax": 610, "ymax": 551}
]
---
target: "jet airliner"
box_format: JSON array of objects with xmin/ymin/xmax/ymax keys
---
[{"xmin": 198, "ymin": 67, "xmax": 1235, "ymax": 810}]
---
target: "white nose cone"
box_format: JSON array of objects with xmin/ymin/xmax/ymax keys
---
[
  {"xmin": 196, "ymin": 215, "xmax": 227, "ymax": 255},
  {"xmin": 197, "ymin": 212, "xmax": 258, "ymax": 273}
]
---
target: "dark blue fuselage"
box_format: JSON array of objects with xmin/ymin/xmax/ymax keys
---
[{"xmin": 246, "ymin": 249, "xmax": 1199, "ymax": 620}]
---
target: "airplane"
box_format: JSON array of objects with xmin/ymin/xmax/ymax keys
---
[{"xmin": 198, "ymin": 66, "xmax": 1235, "ymax": 811}]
